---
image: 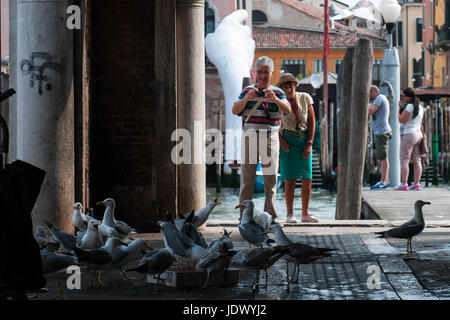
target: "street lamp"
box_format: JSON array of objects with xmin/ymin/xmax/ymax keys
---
[
  {"xmin": 378, "ymin": 0, "xmax": 401, "ymax": 35},
  {"xmin": 378, "ymin": 0, "xmax": 402, "ymax": 187}
]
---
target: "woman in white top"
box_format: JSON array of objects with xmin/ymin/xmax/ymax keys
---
[{"xmin": 395, "ymin": 87, "xmax": 424, "ymax": 191}]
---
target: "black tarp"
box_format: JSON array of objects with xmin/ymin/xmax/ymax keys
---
[{"xmin": 0, "ymin": 160, "xmax": 46, "ymax": 290}]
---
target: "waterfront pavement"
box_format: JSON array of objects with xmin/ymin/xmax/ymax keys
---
[{"xmin": 34, "ymin": 221, "xmax": 450, "ymax": 301}]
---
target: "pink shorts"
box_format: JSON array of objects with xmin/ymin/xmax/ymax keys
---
[{"xmin": 400, "ymin": 132, "xmax": 422, "ymax": 164}]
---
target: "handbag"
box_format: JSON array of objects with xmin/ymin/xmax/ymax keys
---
[{"xmin": 419, "ymin": 135, "xmax": 428, "ymax": 156}]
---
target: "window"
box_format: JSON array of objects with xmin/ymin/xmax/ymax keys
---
[
  {"xmin": 335, "ymin": 59, "xmax": 343, "ymax": 73},
  {"xmin": 281, "ymin": 59, "xmax": 306, "ymax": 78},
  {"xmin": 412, "ymin": 58, "xmax": 423, "ymax": 88},
  {"xmin": 313, "ymin": 59, "xmax": 323, "ymax": 73},
  {"xmin": 430, "ymin": 4, "xmax": 433, "ymax": 27},
  {"xmin": 397, "ymin": 21, "xmax": 403, "ymax": 46},
  {"xmin": 392, "ymin": 27, "xmax": 397, "ymax": 47},
  {"xmin": 423, "ymin": 6, "xmax": 426, "ymax": 29},
  {"xmin": 416, "ymin": 18, "xmax": 423, "ymax": 42},
  {"xmin": 204, "ymin": 2, "xmax": 215, "ymax": 37},
  {"xmin": 252, "ymin": 10, "xmax": 267, "ymax": 25},
  {"xmin": 373, "ymin": 60, "xmax": 382, "ymax": 82}
]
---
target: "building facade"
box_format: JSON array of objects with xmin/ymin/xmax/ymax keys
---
[
  {"xmin": 395, "ymin": 0, "xmax": 425, "ymax": 89},
  {"xmin": 433, "ymin": 0, "xmax": 449, "ymax": 88}
]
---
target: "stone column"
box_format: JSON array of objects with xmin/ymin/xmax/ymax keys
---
[
  {"xmin": 176, "ymin": 0, "xmax": 206, "ymax": 214},
  {"xmin": 8, "ymin": 0, "xmax": 17, "ymax": 163},
  {"xmin": 380, "ymin": 44, "xmax": 401, "ymax": 188},
  {"xmin": 17, "ymin": 0, "xmax": 74, "ymax": 231}
]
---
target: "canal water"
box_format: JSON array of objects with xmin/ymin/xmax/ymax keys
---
[{"xmin": 206, "ymin": 187, "xmax": 337, "ymax": 221}]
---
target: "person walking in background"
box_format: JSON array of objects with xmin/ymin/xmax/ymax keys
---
[
  {"xmin": 232, "ymin": 56, "xmax": 291, "ymax": 221},
  {"xmin": 394, "ymin": 87, "xmax": 424, "ymax": 191},
  {"xmin": 277, "ymin": 73, "xmax": 318, "ymax": 223},
  {"xmin": 368, "ymin": 85, "xmax": 392, "ymax": 189}
]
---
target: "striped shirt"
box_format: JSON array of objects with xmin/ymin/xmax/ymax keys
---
[{"xmin": 237, "ymin": 85, "xmax": 289, "ymax": 131}]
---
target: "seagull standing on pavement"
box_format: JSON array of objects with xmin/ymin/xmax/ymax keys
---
[
  {"xmin": 195, "ymin": 249, "xmax": 238, "ymax": 288},
  {"xmin": 96, "ymin": 198, "xmax": 136, "ymax": 236},
  {"xmin": 268, "ymin": 224, "xmax": 337, "ymax": 283},
  {"xmin": 40, "ymin": 251, "xmax": 79, "ymax": 295},
  {"xmin": 234, "ymin": 245, "xmax": 291, "ymax": 291},
  {"xmin": 207, "ymin": 229, "xmax": 233, "ymax": 253},
  {"xmin": 73, "ymin": 237, "xmax": 126, "ymax": 287},
  {"xmin": 78, "ymin": 220, "xmax": 103, "ymax": 249},
  {"xmin": 375, "ymin": 200, "xmax": 431, "ymax": 253},
  {"xmin": 125, "ymin": 248, "xmax": 175, "ymax": 285},
  {"xmin": 72, "ymin": 202, "xmax": 99, "ymax": 231},
  {"xmin": 236, "ymin": 200, "xmax": 274, "ymax": 248}
]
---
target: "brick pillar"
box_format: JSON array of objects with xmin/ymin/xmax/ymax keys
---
[{"xmin": 176, "ymin": 0, "xmax": 206, "ymax": 214}]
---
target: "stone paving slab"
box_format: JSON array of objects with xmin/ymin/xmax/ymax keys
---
[{"xmin": 34, "ymin": 226, "xmax": 450, "ymax": 300}]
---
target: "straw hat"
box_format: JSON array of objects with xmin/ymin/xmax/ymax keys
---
[{"xmin": 276, "ymin": 73, "xmax": 299, "ymax": 88}]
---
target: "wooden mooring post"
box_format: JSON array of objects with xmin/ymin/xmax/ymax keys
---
[
  {"xmin": 335, "ymin": 48, "xmax": 354, "ymax": 219},
  {"xmin": 344, "ymin": 39, "xmax": 373, "ymax": 220}
]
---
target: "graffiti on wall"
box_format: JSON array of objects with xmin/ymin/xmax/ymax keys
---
[{"xmin": 20, "ymin": 52, "xmax": 63, "ymax": 95}]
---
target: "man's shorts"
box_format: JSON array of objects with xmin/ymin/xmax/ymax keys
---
[{"xmin": 374, "ymin": 132, "xmax": 392, "ymax": 160}]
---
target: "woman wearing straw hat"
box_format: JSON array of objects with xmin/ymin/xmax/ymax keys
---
[{"xmin": 277, "ymin": 73, "xmax": 319, "ymax": 223}]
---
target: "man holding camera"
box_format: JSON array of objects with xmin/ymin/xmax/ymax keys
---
[{"xmin": 232, "ymin": 56, "xmax": 291, "ymax": 221}]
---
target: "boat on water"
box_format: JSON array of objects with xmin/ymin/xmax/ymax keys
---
[{"xmin": 254, "ymin": 163, "xmax": 282, "ymax": 193}]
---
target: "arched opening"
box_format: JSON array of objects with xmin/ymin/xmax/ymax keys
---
[{"xmin": 252, "ymin": 10, "xmax": 267, "ymax": 25}]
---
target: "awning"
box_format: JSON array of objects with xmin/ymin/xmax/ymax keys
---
[{"xmin": 415, "ymin": 88, "xmax": 450, "ymax": 101}]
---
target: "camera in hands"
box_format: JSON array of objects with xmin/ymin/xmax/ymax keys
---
[{"xmin": 256, "ymin": 89, "xmax": 265, "ymax": 97}]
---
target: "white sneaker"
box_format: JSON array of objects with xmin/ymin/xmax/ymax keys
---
[{"xmin": 285, "ymin": 216, "xmax": 298, "ymax": 223}]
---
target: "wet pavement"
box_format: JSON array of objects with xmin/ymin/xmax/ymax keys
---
[{"xmin": 34, "ymin": 225, "xmax": 450, "ymax": 301}]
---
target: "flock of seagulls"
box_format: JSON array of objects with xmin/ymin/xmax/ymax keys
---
[
  {"xmin": 36, "ymin": 198, "xmax": 146, "ymax": 294},
  {"xmin": 35, "ymin": 194, "xmax": 431, "ymax": 294}
]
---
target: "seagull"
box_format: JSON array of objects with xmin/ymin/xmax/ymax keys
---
[
  {"xmin": 72, "ymin": 237, "xmax": 128, "ymax": 287},
  {"xmin": 195, "ymin": 249, "xmax": 238, "ymax": 288},
  {"xmin": 207, "ymin": 229, "xmax": 233, "ymax": 253},
  {"xmin": 44, "ymin": 219, "xmax": 103, "ymax": 251},
  {"xmin": 44, "ymin": 220, "xmax": 81, "ymax": 251},
  {"xmin": 182, "ymin": 195, "xmax": 222, "ymax": 228},
  {"xmin": 101, "ymin": 238, "xmax": 151, "ymax": 285},
  {"xmin": 181, "ymin": 210, "xmax": 208, "ymax": 248},
  {"xmin": 158, "ymin": 220, "xmax": 208, "ymax": 268},
  {"xmin": 254, "ymin": 211, "xmax": 273, "ymax": 231},
  {"xmin": 40, "ymin": 251, "xmax": 78, "ymax": 274},
  {"xmin": 96, "ymin": 198, "xmax": 136, "ymax": 235},
  {"xmin": 234, "ymin": 245, "xmax": 290, "ymax": 291},
  {"xmin": 40, "ymin": 251, "xmax": 79, "ymax": 295},
  {"xmin": 35, "ymin": 226, "xmax": 59, "ymax": 252},
  {"xmin": 236, "ymin": 200, "xmax": 274, "ymax": 247},
  {"xmin": 98, "ymin": 221, "xmax": 125, "ymax": 243},
  {"xmin": 72, "ymin": 202, "xmax": 100, "ymax": 231},
  {"xmin": 108, "ymin": 238, "xmax": 149, "ymax": 268},
  {"xmin": 78, "ymin": 220, "xmax": 103, "ymax": 249},
  {"xmin": 268, "ymin": 224, "xmax": 337, "ymax": 283},
  {"xmin": 125, "ymin": 248, "xmax": 175, "ymax": 285},
  {"xmin": 375, "ymin": 200, "xmax": 431, "ymax": 253}
]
